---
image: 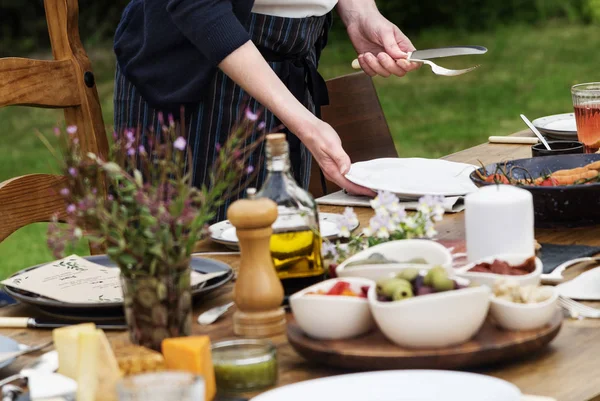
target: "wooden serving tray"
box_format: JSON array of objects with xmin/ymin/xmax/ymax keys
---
[{"xmin": 287, "ymin": 310, "xmax": 562, "ymax": 371}]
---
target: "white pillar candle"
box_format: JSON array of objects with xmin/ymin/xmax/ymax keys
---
[{"xmin": 465, "ymin": 185, "xmax": 535, "ymax": 262}]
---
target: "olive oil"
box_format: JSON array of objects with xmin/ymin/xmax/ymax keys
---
[{"xmin": 256, "ymin": 134, "xmax": 325, "ymax": 295}]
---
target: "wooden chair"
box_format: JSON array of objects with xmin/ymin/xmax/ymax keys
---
[
  {"xmin": 309, "ymin": 72, "xmax": 398, "ymax": 198},
  {"xmin": 0, "ymin": 0, "xmax": 108, "ymax": 243}
]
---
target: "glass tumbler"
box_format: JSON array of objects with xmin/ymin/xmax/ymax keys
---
[
  {"xmin": 572, "ymin": 82, "xmax": 600, "ymax": 153},
  {"xmin": 117, "ymin": 372, "xmax": 205, "ymax": 401}
]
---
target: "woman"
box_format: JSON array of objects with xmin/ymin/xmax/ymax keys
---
[{"xmin": 114, "ymin": 0, "xmax": 419, "ymax": 220}]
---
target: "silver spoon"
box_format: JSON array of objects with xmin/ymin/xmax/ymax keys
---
[
  {"xmin": 197, "ymin": 302, "xmax": 234, "ymax": 325},
  {"xmin": 520, "ymin": 114, "xmax": 551, "ymax": 150}
]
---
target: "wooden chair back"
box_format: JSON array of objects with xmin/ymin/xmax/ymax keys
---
[
  {"xmin": 0, "ymin": 0, "xmax": 108, "ymax": 243},
  {"xmin": 309, "ymin": 72, "xmax": 397, "ymax": 198}
]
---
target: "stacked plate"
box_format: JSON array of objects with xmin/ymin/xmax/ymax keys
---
[
  {"xmin": 532, "ymin": 113, "xmax": 578, "ymax": 140},
  {"xmin": 2, "ymin": 255, "xmax": 233, "ymax": 323}
]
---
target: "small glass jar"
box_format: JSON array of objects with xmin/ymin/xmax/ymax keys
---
[
  {"xmin": 117, "ymin": 371, "xmax": 204, "ymax": 401},
  {"xmin": 211, "ymin": 339, "xmax": 278, "ymax": 393}
]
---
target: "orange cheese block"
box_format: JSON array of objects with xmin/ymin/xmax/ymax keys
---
[{"xmin": 162, "ymin": 336, "xmax": 216, "ymax": 401}]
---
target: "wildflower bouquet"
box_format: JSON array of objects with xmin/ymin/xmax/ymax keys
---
[
  {"xmin": 322, "ymin": 192, "xmax": 446, "ymax": 275},
  {"xmin": 43, "ymin": 111, "xmax": 263, "ymax": 349}
]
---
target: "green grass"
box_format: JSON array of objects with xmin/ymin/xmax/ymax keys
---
[{"xmin": 1, "ymin": 22, "xmax": 599, "ymax": 278}]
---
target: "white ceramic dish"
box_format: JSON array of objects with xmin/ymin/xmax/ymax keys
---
[
  {"xmin": 289, "ymin": 277, "xmax": 375, "ymax": 340},
  {"xmin": 345, "ymin": 158, "xmax": 478, "ymax": 198},
  {"xmin": 252, "ymin": 370, "xmax": 522, "ymax": 401},
  {"xmin": 455, "ymin": 254, "xmax": 542, "ymax": 288},
  {"xmin": 490, "ymin": 286, "xmax": 558, "ymax": 331},
  {"xmin": 367, "ymin": 277, "xmax": 491, "ymax": 348},
  {"xmin": 532, "ymin": 113, "xmax": 577, "ymax": 140},
  {"xmin": 336, "ymin": 240, "xmax": 454, "ymax": 281},
  {"xmin": 556, "ymin": 266, "xmax": 600, "ymax": 300},
  {"xmin": 209, "ymin": 212, "xmax": 358, "ymax": 250}
]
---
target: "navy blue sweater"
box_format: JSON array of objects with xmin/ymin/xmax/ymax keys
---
[{"xmin": 114, "ymin": 0, "xmax": 254, "ymax": 109}]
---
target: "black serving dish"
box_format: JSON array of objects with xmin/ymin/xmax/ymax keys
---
[
  {"xmin": 531, "ymin": 140, "xmax": 584, "ymax": 157},
  {"xmin": 470, "ymin": 153, "xmax": 600, "ymax": 228}
]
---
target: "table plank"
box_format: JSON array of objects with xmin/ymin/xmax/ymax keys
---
[{"xmin": 3, "ymin": 136, "xmax": 600, "ymax": 401}]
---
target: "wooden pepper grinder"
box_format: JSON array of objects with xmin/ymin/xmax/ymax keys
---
[{"xmin": 228, "ymin": 188, "xmax": 286, "ymax": 337}]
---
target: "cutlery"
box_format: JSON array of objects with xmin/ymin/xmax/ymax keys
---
[
  {"xmin": 351, "ymin": 46, "xmax": 487, "ymax": 77},
  {"xmin": 0, "ymin": 317, "xmax": 127, "ymax": 331},
  {"xmin": 558, "ymin": 295, "xmax": 600, "ymax": 319},
  {"xmin": 541, "ymin": 257, "xmax": 600, "ymax": 284},
  {"xmin": 520, "ymin": 114, "xmax": 551, "ymax": 150},
  {"xmin": 197, "ymin": 302, "xmax": 234, "ymax": 325},
  {"xmin": 0, "ymin": 341, "xmax": 53, "ymax": 365},
  {"xmin": 488, "ymin": 136, "xmax": 539, "ymax": 145}
]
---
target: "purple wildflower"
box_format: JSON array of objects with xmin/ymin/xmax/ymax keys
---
[
  {"xmin": 246, "ymin": 165, "xmax": 255, "ymax": 174},
  {"xmin": 127, "ymin": 147, "xmax": 136, "ymax": 156},
  {"xmin": 107, "ymin": 194, "xmax": 114, "ymax": 201},
  {"xmin": 68, "ymin": 167, "xmax": 77, "ymax": 177},
  {"xmin": 258, "ymin": 121, "xmax": 266, "ymax": 130},
  {"xmin": 72, "ymin": 138, "xmax": 79, "ymax": 145},
  {"xmin": 173, "ymin": 136, "xmax": 187, "ymax": 151},
  {"xmin": 59, "ymin": 188, "xmax": 70, "ymax": 196},
  {"xmin": 168, "ymin": 114, "xmax": 175, "ymax": 126},
  {"xmin": 112, "ymin": 131, "xmax": 118, "ymax": 140},
  {"xmin": 245, "ymin": 108, "xmax": 259, "ymax": 121},
  {"xmin": 91, "ymin": 188, "xmax": 97, "ymax": 195},
  {"xmin": 125, "ymin": 130, "xmax": 135, "ymax": 142},
  {"xmin": 53, "ymin": 127, "xmax": 61, "ymax": 137},
  {"xmin": 233, "ymin": 149, "xmax": 241, "ymax": 159},
  {"xmin": 215, "ymin": 143, "xmax": 222, "ymax": 152},
  {"xmin": 66, "ymin": 126, "xmax": 78, "ymax": 135},
  {"xmin": 138, "ymin": 145, "xmax": 146, "ymax": 155},
  {"xmin": 158, "ymin": 112, "xmax": 164, "ymax": 124},
  {"xmin": 66, "ymin": 204, "xmax": 76, "ymax": 214}
]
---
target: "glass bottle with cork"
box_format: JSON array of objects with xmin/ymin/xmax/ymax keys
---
[{"xmin": 256, "ymin": 133, "xmax": 325, "ymax": 295}]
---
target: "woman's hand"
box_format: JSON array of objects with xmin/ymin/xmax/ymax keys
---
[
  {"xmin": 301, "ymin": 120, "xmax": 376, "ymax": 197},
  {"xmin": 338, "ymin": 0, "xmax": 420, "ymax": 78}
]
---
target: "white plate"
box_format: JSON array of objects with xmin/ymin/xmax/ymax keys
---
[
  {"xmin": 557, "ymin": 266, "xmax": 600, "ymax": 300},
  {"xmin": 345, "ymin": 158, "xmax": 478, "ymax": 198},
  {"xmin": 532, "ymin": 113, "xmax": 578, "ymax": 140},
  {"xmin": 210, "ymin": 212, "xmax": 358, "ymax": 249},
  {"xmin": 252, "ymin": 370, "xmax": 522, "ymax": 401}
]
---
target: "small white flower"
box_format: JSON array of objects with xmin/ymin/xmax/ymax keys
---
[
  {"xmin": 425, "ymin": 222, "xmax": 437, "ymax": 238},
  {"xmin": 403, "ymin": 216, "xmax": 418, "ymax": 229},
  {"xmin": 321, "ymin": 241, "xmax": 338, "ymax": 259},
  {"xmin": 173, "ymin": 136, "xmax": 187, "ymax": 151},
  {"xmin": 73, "ymin": 227, "xmax": 83, "ymax": 239}
]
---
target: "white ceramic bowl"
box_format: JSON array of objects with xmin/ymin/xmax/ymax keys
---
[
  {"xmin": 490, "ymin": 286, "xmax": 558, "ymax": 331},
  {"xmin": 367, "ymin": 278, "xmax": 491, "ymax": 348},
  {"xmin": 455, "ymin": 254, "xmax": 542, "ymax": 288},
  {"xmin": 336, "ymin": 240, "xmax": 453, "ymax": 281},
  {"xmin": 290, "ymin": 278, "xmax": 375, "ymax": 340}
]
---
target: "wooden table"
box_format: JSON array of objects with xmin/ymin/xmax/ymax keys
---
[{"xmin": 3, "ymin": 133, "xmax": 600, "ymax": 401}]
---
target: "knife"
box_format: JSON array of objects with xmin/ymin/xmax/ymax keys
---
[
  {"xmin": 0, "ymin": 317, "xmax": 127, "ymax": 330},
  {"xmin": 351, "ymin": 45, "xmax": 487, "ymax": 69}
]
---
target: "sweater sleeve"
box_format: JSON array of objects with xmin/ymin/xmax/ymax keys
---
[{"xmin": 166, "ymin": 0, "xmax": 251, "ymax": 65}]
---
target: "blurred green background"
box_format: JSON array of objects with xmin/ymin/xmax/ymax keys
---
[{"xmin": 1, "ymin": 0, "xmax": 600, "ymax": 278}]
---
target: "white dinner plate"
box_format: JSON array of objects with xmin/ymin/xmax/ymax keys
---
[
  {"xmin": 557, "ymin": 266, "xmax": 600, "ymax": 301},
  {"xmin": 0, "ymin": 335, "xmax": 20, "ymax": 370},
  {"xmin": 345, "ymin": 158, "xmax": 478, "ymax": 198},
  {"xmin": 210, "ymin": 212, "xmax": 358, "ymax": 250},
  {"xmin": 532, "ymin": 113, "xmax": 578, "ymax": 140},
  {"xmin": 251, "ymin": 370, "xmax": 522, "ymax": 401}
]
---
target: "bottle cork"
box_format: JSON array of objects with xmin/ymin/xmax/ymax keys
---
[{"xmin": 266, "ymin": 133, "xmax": 287, "ymax": 157}]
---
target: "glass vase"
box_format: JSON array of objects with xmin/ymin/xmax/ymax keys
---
[{"xmin": 121, "ymin": 263, "xmax": 192, "ymax": 351}]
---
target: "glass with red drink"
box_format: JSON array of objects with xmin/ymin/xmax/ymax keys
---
[{"xmin": 572, "ymin": 82, "xmax": 600, "ymax": 153}]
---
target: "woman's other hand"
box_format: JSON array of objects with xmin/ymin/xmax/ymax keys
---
[
  {"xmin": 301, "ymin": 120, "xmax": 376, "ymax": 197},
  {"xmin": 338, "ymin": 0, "xmax": 420, "ymax": 78}
]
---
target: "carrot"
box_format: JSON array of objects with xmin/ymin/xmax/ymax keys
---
[
  {"xmin": 552, "ymin": 166, "xmax": 589, "ymax": 176},
  {"xmin": 585, "ymin": 161, "xmax": 600, "ymax": 171},
  {"xmin": 551, "ymin": 170, "xmax": 599, "ymax": 185}
]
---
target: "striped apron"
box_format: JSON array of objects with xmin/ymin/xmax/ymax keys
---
[{"xmin": 114, "ymin": 12, "xmax": 332, "ymax": 222}]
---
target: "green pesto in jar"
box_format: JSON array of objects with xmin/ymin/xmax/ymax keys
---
[{"xmin": 212, "ymin": 339, "xmax": 278, "ymax": 393}]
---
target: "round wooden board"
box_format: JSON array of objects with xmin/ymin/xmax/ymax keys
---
[{"xmin": 287, "ymin": 310, "xmax": 563, "ymax": 371}]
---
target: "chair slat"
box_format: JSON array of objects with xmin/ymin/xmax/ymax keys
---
[
  {"xmin": 0, "ymin": 174, "xmax": 68, "ymax": 242},
  {"xmin": 0, "ymin": 58, "xmax": 79, "ymax": 108}
]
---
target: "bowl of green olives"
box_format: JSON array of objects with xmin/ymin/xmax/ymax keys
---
[
  {"xmin": 336, "ymin": 240, "xmax": 453, "ymax": 282},
  {"xmin": 367, "ymin": 267, "xmax": 491, "ymax": 348}
]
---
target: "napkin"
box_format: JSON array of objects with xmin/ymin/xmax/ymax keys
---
[
  {"xmin": 538, "ymin": 243, "xmax": 600, "ymax": 274},
  {"xmin": 556, "ymin": 266, "xmax": 600, "ymax": 300},
  {"xmin": 316, "ymin": 190, "xmax": 465, "ymax": 213}
]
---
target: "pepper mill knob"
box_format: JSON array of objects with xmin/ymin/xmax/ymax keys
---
[{"xmin": 228, "ymin": 192, "xmax": 286, "ymax": 337}]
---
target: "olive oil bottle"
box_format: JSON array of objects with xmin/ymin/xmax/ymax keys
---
[{"xmin": 256, "ymin": 133, "xmax": 325, "ymax": 295}]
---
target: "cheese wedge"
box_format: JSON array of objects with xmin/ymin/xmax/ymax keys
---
[
  {"xmin": 76, "ymin": 329, "xmax": 123, "ymax": 401},
  {"xmin": 162, "ymin": 336, "xmax": 216, "ymax": 401},
  {"xmin": 52, "ymin": 323, "xmax": 96, "ymax": 379},
  {"xmin": 112, "ymin": 341, "xmax": 166, "ymax": 375}
]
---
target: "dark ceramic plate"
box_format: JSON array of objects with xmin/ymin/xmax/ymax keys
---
[
  {"xmin": 470, "ymin": 153, "xmax": 600, "ymax": 228},
  {"xmin": 3, "ymin": 255, "xmax": 233, "ymax": 314}
]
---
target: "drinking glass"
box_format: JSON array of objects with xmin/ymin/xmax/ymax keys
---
[
  {"xmin": 117, "ymin": 372, "xmax": 205, "ymax": 401},
  {"xmin": 572, "ymin": 82, "xmax": 600, "ymax": 153}
]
